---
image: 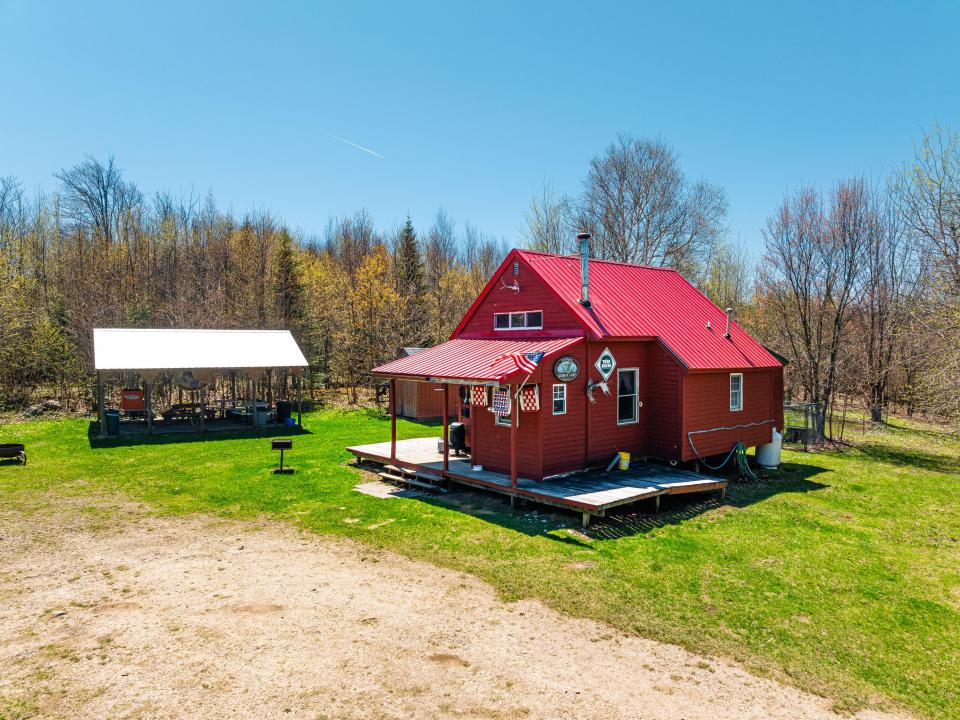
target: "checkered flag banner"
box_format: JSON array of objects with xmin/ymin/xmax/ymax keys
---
[
  {"xmin": 491, "ymin": 387, "xmax": 511, "ymax": 415},
  {"xmin": 471, "ymin": 385, "xmax": 487, "ymax": 407},
  {"xmin": 520, "ymin": 384, "xmax": 540, "ymax": 412}
]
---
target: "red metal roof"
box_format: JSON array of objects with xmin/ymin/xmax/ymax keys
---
[
  {"xmin": 453, "ymin": 250, "xmax": 780, "ymax": 371},
  {"xmin": 371, "ymin": 337, "xmax": 584, "ymax": 382}
]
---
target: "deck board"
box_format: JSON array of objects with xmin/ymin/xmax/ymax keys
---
[{"xmin": 347, "ymin": 437, "xmax": 726, "ymax": 515}]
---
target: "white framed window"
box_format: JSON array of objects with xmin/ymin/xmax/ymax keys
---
[
  {"xmin": 552, "ymin": 384, "xmax": 567, "ymax": 415},
  {"xmin": 494, "ymin": 385, "xmax": 512, "ymax": 426},
  {"xmin": 617, "ymin": 368, "xmax": 639, "ymax": 425},
  {"xmin": 730, "ymin": 373, "xmax": 743, "ymax": 411},
  {"xmin": 493, "ymin": 310, "xmax": 543, "ymax": 330}
]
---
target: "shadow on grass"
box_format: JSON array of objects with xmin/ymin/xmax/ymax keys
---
[
  {"xmin": 852, "ymin": 439, "xmax": 960, "ymax": 475},
  {"xmin": 357, "ymin": 458, "xmax": 830, "ymax": 544},
  {"xmin": 87, "ymin": 421, "xmax": 313, "ymax": 449}
]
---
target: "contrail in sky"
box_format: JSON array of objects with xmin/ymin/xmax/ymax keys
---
[{"xmin": 322, "ymin": 131, "xmax": 384, "ymax": 159}]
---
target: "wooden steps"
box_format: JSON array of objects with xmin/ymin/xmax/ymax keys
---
[{"xmin": 379, "ymin": 464, "xmax": 447, "ymax": 493}]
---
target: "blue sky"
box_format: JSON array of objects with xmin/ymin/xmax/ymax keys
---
[{"xmin": 2, "ymin": 0, "xmax": 957, "ymax": 257}]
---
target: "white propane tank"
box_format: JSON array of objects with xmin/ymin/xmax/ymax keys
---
[{"xmin": 756, "ymin": 428, "xmax": 783, "ymax": 469}]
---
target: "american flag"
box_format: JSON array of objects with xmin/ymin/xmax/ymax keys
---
[{"xmin": 490, "ymin": 350, "xmax": 545, "ymax": 375}]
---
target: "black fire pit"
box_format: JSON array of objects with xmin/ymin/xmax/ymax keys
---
[{"xmin": 0, "ymin": 444, "xmax": 26, "ymax": 465}]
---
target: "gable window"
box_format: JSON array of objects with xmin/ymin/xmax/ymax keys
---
[
  {"xmin": 552, "ymin": 384, "xmax": 567, "ymax": 415},
  {"xmin": 493, "ymin": 310, "xmax": 542, "ymax": 330},
  {"xmin": 617, "ymin": 369, "xmax": 639, "ymax": 425},
  {"xmin": 495, "ymin": 385, "xmax": 512, "ymax": 426},
  {"xmin": 730, "ymin": 373, "xmax": 743, "ymax": 411}
]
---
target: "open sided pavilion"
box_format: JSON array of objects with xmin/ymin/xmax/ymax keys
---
[{"xmin": 93, "ymin": 328, "xmax": 309, "ymax": 436}]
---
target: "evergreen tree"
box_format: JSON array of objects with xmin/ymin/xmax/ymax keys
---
[
  {"xmin": 394, "ymin": 216, "xmax": 429, "ymax": 346},
  {"xmin": 272, "ymin": 229, "xmax": 306, "ymax": 331}
]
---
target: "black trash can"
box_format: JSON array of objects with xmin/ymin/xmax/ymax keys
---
[
  {"xmin": 105, "ymin": 409, "xmax": 120, "ymax": 435},
  {"xmin": 448, "ymin": 421, "xmax": 466, "ymax": 455},
  {"xmin": 276, "ymin": 400, "xmax": 293, "ymax": 423}
]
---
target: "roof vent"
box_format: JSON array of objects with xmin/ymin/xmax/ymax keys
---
[
  {"xmin": 577, "ymin": 232, "xmax": 591, "ymax": 308},
  {"xmin": 724, "ymin": 308, "xmax": 733, "ymax": 339}
]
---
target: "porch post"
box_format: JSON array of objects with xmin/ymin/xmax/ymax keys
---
[
  {"xmin": 510, "ymin": 383, "xmax": 518, "ymax": 488},
  {"xmin": 97, "ymin": 371, "xmax": 106, "ymax": 437},
  {"xmin": 389, "ymin": 378, "xmax": 397, "ymax": 462},
  {"xmin": 442, "ymin": 383, "xmax": 449, "ymax": 472}
]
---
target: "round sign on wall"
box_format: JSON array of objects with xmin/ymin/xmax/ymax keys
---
[{"xmin": 553, "ymin": 356, "xmax": 580, "ymax": 382}]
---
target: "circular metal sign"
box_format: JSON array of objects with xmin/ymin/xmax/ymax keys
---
[{"xmin": 553, "ymin": 356, "xmax": 580, "ymax": 382}]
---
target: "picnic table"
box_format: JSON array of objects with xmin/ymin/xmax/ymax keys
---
[{"xmin": 161, "ymin": 403, "xmax": 217, "ymax": 424}]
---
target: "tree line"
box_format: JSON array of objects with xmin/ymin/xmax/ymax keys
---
[{"xmin": 1, "ymin": 126, "xmax": 958, "ymax": 434}]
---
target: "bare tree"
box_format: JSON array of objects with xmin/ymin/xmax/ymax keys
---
[
  {"xmin": 857, "ymin": 190, "xmax": 922, "ymax": 421},
  {"xmin": 758, "ymin": 180, "xmax": 870, "ymax": 437},
  {"xmin": 576, "ymin": 135, "xmax": 726, "ymax": 275},
  {"xmin": 699, "ymin": 239, "xmax": 752, "ymax": 314},
  {"xmin": 55, "ymin": 155, "xmax": 142, "ymax": 244},
  {"xmin": 895, "ymin": 124, "xmax": 960, "ymax": 292},
  {"xmin": 521, "ymin": 182, "xmax": 571, "ymax": 254}
]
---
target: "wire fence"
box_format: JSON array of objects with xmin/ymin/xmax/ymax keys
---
[{"xmin": 784, "ymin": 398, "xmax": 885, "ymax": 449}]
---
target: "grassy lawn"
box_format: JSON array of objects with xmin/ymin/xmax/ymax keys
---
[{"xmin": 1, "ymin": 411, "xmax": 958, "ymax": 719}]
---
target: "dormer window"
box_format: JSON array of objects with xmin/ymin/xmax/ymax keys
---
[{"xmin": 494, "ymin": 310, "xmax": 542, "ymax": 330}]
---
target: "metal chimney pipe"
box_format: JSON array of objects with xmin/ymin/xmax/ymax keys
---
[
  {"xmin": 578, "ymin": 232, "xmax": 591, "ymax": 307},
  {"xmin": 724, "ymin": 307, "xmax": 733, "ymax": 338}
]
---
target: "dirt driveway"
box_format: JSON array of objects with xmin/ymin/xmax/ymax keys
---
[{"xmin": 0, "ymin": 496, "xmax": 907, "ymax": 720}]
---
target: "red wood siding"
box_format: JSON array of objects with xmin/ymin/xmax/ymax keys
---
[
  {"xmin": 645, "ymin": 342, "xmax": 684, "ymax": 461},
  {"xmin": 471, "ymin": 386, "xmax": 542, "ymax": 479},
  {"xmin": 541, "ymin": 343, "xmax": 588, "ymax": 476},
  {"xmin": 456, "ymin": 256, "xmax": 584, "ymax": 339},
  {"xmin": 583, "ymin": 341, "xmax": 647, "ymax": 467},
  {"xmin": 681, "ymin": 369, "xmax": 779, "ymax": 461}
]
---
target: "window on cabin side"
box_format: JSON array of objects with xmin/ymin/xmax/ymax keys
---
[
  {"xmin": 493, "ymin": 310, "xmax": 543, "ymax": 330},
  {"xmin": 617, "ymin": 369, "xmax": 639, "ymax": 424},
  {"xmin": 730, "ymin": 373, "xmax": 743, "ymax": 411},
  {"xmin": 552, "ymin": 384, "xmax": 566, "ymax": 415},
  {"xmin": 494, "ymin": 385, "xmax": 512, "ymax": 426}
]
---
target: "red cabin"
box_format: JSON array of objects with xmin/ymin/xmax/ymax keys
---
[{"xmin": 371, "ymin": 242, "xmax": 783, "ymax": 480}]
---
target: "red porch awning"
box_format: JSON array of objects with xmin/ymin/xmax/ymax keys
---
[{"xmin": 371, "ymin": 337, "xmax": 583, "ymax": 384}]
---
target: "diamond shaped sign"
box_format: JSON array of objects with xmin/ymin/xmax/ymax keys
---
[{"xmin": 594, "ymin": 347, "xmax": 616, "ymax": 381}]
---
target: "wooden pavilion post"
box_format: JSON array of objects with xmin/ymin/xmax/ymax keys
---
[
  {"xmin": 144, "ymin": 376, "xmax": 153, "ymax": 435},
  {"xmin": 442, "ymin": 384, "xmax": 450, "ymax": 472},
  {"xmin": 510, "ymin": 382, "xmax": 518, "ymax": 488},
  {"xmin": 295, "ymin": 373, "xmax": 303, "ymax": 427},
  {"xmin": 389, "ymin": 378, "xmax": 397, "ymax": 462},
  {"xmin": 200, "ymin": 382, "xmax": 207, "ymax": 433},
  {"xmin": 96, "ymin": 371, "xmax": 106, "ymax": 437}
]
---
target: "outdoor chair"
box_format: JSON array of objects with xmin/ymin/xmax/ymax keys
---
[{"xmin": 120, "ymin": 388, "xmax": 147, "ymax": 420}]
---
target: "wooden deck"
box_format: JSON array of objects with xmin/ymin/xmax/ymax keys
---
[{"xmin": 346, "ymin": 437, "xmax": 726, "ymax": 527}]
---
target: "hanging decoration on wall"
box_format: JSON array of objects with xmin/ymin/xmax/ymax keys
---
[
  {"xmin": 174, "ymin": 369, "xmax": 207, "ymax": 390},
  {"xmin": 594, "ymin": 347, "xmax": 617, "ymax": 381},
  {"xmin": 520, "ymin": 384, "xmax": 540, "ymax": 412},
  {"xmin": 586, "ymin": 378, "xmax": 610, "ymax": 405},
  {"xmin": 491, "ymin": 387, "xmax": 512, "ymax": 416},
  {"xmin": 471, "ymin": 385, "xmax": 488, "ymax": 407},
  {"xmin": 553, "ymin": 356, "xmax": 580, "ymax": 382}
]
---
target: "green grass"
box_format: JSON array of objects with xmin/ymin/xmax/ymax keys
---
[{"xmin": 1, "ymin": 411, "xmax": 958, "ymax": 719}]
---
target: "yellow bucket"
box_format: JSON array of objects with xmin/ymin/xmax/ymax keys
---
[{"xmin": 618, "ymin": 451, "xmax": 630, "ymax": 470}]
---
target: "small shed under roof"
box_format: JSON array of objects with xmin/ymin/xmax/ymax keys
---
[{"xmin": 93, "ymin": 328, "xmax": 308, "ymax": 371}]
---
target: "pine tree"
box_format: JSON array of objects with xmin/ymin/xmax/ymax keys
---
[
  {"xmin": 394, "ymin": 217, "xmax": 429, "ymax": 346},
  {"xmin": 272, "ymin": 229, "xmax": 306, "ymax": 330}
]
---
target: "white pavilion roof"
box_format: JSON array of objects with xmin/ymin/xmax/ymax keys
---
[{"xmin": 93, "ymin": 329, "xmax": 309, "ymax": 371}]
